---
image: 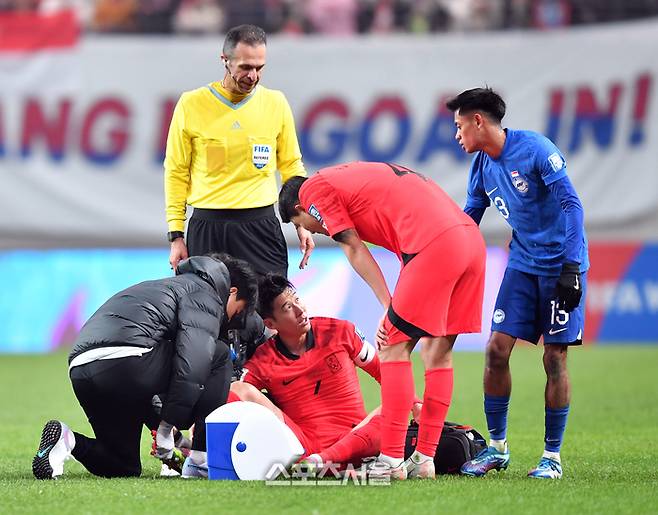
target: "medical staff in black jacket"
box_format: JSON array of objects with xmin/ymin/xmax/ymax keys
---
[{"xmin": 33, "ymin": 254, "xmax": 258, "ymax": 479}]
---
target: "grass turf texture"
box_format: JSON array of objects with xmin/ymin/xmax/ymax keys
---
[{"xmin": 1, "ymin": 345, "xmax": 657, "ymax": 514}]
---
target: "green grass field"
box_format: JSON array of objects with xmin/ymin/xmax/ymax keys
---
[{"xmin": 1, "ymin": 345, "xmax": 657, "ymax": 514}]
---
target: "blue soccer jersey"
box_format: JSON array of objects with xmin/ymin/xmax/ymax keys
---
[{"xmin": 465, "ymin": 129, "xmax": 589, "ymax": 276}]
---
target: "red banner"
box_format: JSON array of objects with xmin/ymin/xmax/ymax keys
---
[{"xmin": 0, "ymin": 10, "xmax": 79, "ymax": 52}]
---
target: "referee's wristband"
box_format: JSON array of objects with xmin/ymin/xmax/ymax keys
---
[{"xmin": 167, "ymin": 231, "xmax": 184, "ymax": 242}]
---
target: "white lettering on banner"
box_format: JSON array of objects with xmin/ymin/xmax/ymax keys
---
[
  {"xmin": 615, "ymin": 282, "xmax": 643, "ymax": 314},
  {"xmin": 586, "ymin": 281, "xmax": 617, "ymax": 314},
  {"xmin": 644, "ymin": 281, "xmax": 658, "ymax": 312},
  {"xmin": 587, "ymin": 280, "xmax": 658, "ymax": 314}
]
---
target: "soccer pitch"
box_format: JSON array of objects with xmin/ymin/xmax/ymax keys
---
[{"xmin": 1, "ymin": 346, "xmax": 657, "ymax": 515}]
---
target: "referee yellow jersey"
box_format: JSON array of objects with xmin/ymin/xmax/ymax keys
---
[{"xmin": 164, "ymin": 82, "xmax": 306, "ymax": 232}]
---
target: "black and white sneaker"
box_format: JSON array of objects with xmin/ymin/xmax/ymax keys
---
[{"xmin": 32, "ymin": 420, "xmax": 75, "ymax": 480}]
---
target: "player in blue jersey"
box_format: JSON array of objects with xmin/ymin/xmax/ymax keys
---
[{"xmin": 446, "ymin": 88, "xmax": 589, "ymax": 479}]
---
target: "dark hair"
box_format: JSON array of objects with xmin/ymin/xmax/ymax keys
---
[
  {"xmin": 257, "ymin": 273, "xmax": 294, "ymax": 319},
  {"xmin": 278, "ymin": 176, "xmax": 307, "ymax": 223},
  {"xmin": 223, "ymin": 25, "xmax": 267, "ymax": 58},
  {"xmin": 208, "ymin": 253, "xmax": 258, "ymax": 314},
  {"xmin": 445, "ymin": 87, "xmax": 506, "ymax": 123}
]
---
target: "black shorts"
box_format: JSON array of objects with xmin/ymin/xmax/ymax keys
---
[{"xmin": 187, "ymin": 205, "xmax": 288, "ymax": 277}]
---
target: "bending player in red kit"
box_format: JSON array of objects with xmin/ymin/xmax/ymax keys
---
[{"xmin": 278, "ymin": 162, "xmax": 486, "ymax": 479}]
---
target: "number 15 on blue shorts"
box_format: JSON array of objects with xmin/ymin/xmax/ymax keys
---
[{"xmin": 491, "ymin": 267, "xmax": 586, "ymax": 345}]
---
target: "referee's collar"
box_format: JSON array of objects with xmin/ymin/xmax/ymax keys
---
[
  {"xmin": 207, "ymin": 83, "xmax": 258, "ymax": 110},
  {"xmin": 274, "ymin": 326, "xmax": 315, "ymax": 360}
]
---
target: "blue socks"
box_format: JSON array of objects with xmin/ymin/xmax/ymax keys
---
[
  {"xmin": 485, "ymin": 395, "xmax": 569, "ymax": 455},
  {"xmin": 484, "ymin": 394, "xmax": 510, "ymax": 441},
  {"xmin": 544, "ymin": 405, "xmax": 570, "ymax": 453}
]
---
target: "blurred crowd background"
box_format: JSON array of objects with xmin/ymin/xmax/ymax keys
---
[{"xmin": 1, "ymin": 0, "xmax": 658, "ymax": 35}]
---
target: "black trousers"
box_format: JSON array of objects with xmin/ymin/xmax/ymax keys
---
[
  {"xmin": 187, "ymin": 205, "xmax": 288, "ymax": 277},
  {"xmin": 69, "ymin": 342, "xmax": 231, "ymax": 477}
]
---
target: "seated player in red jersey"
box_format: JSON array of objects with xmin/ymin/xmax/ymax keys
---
[
  {"xmin": 229, "ymin": 273, "xmax": 417, "ymax": 468},
  {"xmin": 278, "ymin": 162, "xmax": 487, "ymax": 479}
]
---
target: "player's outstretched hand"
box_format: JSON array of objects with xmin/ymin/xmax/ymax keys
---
[
  {"xmin": 296, "ymin": 226, "xmax": 315, "ymax": 269},
  {"xmin": 556, "ymin": 262, "xmax": 582, "ymax": 312},
  {"xmin": 169, "ymin": 238, "xmax": 188, "ymax": 272}
]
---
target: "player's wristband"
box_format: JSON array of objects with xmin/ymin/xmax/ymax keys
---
[{"xmin": 167, "ymin": 231, "xmax": 184, "ymax": 242}]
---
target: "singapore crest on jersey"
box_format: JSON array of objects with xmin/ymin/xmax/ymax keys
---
[
  {"xmin": 493, "ymin": 309, "xmax": 505, "ymax": 324},
  {"xmin": 510, "ymin": 170, "xmax": 529, "ymax": 193}
]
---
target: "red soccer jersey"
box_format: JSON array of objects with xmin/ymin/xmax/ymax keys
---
[
  {"xmin": 299, "ymin": 161, "xmax": 475, "ymax": 258},
  {"xmin": 241, "ymin": 317, "xmax": 379, "ymax": 451}
]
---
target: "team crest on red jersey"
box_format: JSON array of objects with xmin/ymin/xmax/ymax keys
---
[{"xmin": 325, "ymin": 353, "xmax": 342, "ymax": 373}]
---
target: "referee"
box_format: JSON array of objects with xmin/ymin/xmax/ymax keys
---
[{"xmin": 164, "ymin": 24, "xmax": 314, "ymax": 277}]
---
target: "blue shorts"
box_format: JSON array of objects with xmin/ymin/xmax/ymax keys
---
[{"xmin": 491, "ymin": 267, "xmax": 586, "ymax": 345}]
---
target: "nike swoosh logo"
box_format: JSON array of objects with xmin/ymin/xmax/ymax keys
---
[
  {"xmin": 486, "ymin": 187, "xmax": 498, "ymax": 196},
  {"xmin": 37, "ymin": 446, "xmax": 52, "ymax": 458},
  {"xmin": 282, "ymin": 377, "xmax": 300, "ymax": 386},
  {"xmin": 574, "ymin": 276, "xmax": 580, "ymax": 290},
  {"xmin": 548, "ymin": 327, "xmax": 568, "ymax": 335}
]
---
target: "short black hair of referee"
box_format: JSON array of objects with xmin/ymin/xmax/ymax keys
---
[{"xmin": 223, "ymin": 24, "xmax": 267, "ymax": 58}]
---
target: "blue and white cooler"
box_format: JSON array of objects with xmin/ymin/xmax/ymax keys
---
[{"xmin": 205, "ymin": 401, "xmax": 304, "ymax": 480}]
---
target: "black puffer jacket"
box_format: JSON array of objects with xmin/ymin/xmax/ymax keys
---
[{"xmin": 69, "ymin": 256, "xmax": 230, "ymax": 428}]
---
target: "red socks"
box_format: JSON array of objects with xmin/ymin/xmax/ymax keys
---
[
  {"xmin": 380, "ymin": 361, "xmax": 415, "ymax": 459},
  {"xmin": 416, "ymin": 367, "xmax": 453, "ymax": 457},
  {"xmin": 319, "ymin": 415, "xmax": 381, "ymax": 465}
]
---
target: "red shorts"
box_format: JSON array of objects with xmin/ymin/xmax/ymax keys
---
[
  {"xmin": 282, "ymin": 414, "xmax": 321, "ymax": 457},
  {"xmin": 384, "ymin": 224, "xmax": 486, "ymax": 344}
]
